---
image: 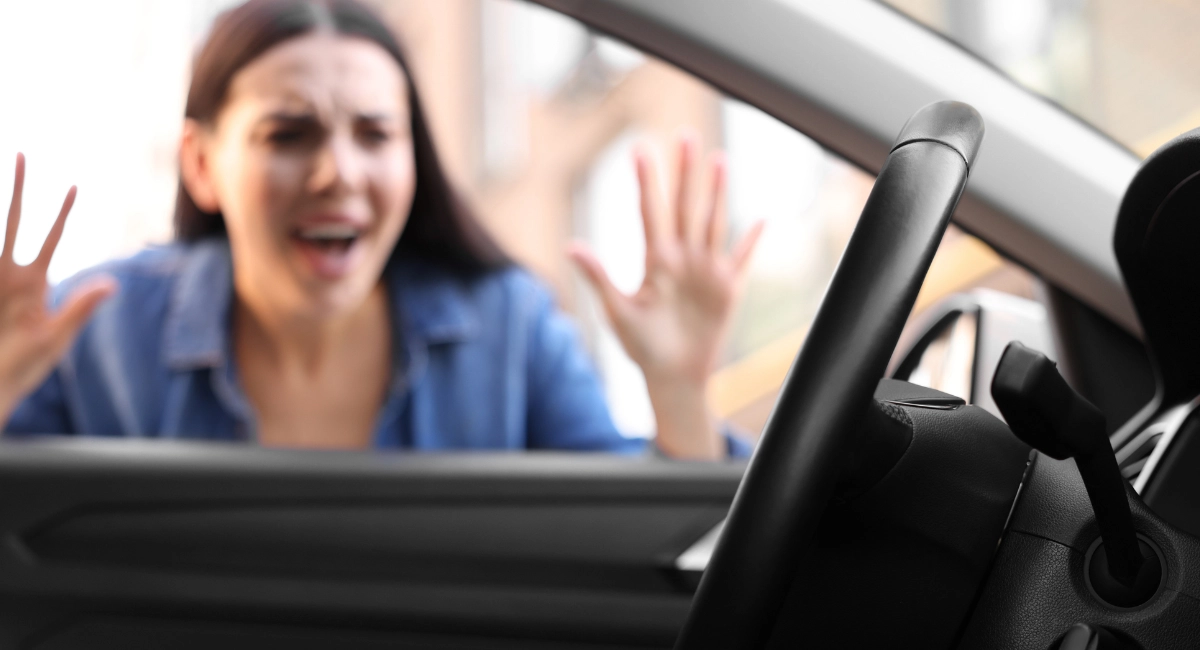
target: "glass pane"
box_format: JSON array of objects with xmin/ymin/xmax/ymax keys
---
[{"xmin": 0, "ymin": 0, "xmax": 1037, "ymax": 448}]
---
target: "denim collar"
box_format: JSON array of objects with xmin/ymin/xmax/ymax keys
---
[{"xmin": 162, "ymin": 237, "xmax": 480, "ymax": 370}]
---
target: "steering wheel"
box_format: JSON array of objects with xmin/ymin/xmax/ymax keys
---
[{"xmin": 675, "ymin": 101, "xmax": 986, "ymax": 649}]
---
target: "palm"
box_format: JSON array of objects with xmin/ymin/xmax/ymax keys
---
[
  {"xmin": 570, "ymin": 136, "xmax": 763, "ymax": 386},
  {"xmin": 619, "ymin": 242, "xmax": 740, "ymax": 383},
  {"xmin": 0, "ymin": 154, "xmax": 113, "ymax": 413}
]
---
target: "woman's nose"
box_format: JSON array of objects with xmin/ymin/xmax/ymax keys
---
[{"xmin": 308, "ymin": 134, "xmax": 365, "ymax": 196}]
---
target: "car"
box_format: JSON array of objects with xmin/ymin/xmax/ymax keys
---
[{"xmin": 0, "ymin": 0, "xmax": 1196, "ymax": 648}]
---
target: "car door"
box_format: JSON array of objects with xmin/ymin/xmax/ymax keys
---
[{"xmin": 0, "ymin": 444, "xmax": 741, "ymax": 649}]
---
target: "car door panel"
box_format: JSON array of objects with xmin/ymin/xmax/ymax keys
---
[{"xmin": 0, "ymin": 441, "xmax": 742, "ymax": 649}]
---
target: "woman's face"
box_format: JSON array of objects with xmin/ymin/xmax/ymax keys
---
[{"xmin": 183, "ymin": 32, "xmax": 416, "ymax": 319}]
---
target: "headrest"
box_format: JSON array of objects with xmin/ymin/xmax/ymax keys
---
[{"xmin": 1114, "ymin": 128, "xmax": 1200, "ymax": 402}]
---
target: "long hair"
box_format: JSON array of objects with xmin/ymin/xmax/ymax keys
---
[{"xmin": 175, "ymin": 0, "xmax": 508, "ymax": 275}]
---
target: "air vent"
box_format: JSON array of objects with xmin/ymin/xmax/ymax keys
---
[
  {"xmin": 1123, "ymin": 398, "xmax": 1200, "ymax": 490},
  {"xmin": 1117, "ymin": 424, "xmax": 1166, "ymax": 482}
]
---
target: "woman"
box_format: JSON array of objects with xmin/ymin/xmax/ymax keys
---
[{"xmin": 0, "ymin": 0, "xmax": 762, "ymax": 458}]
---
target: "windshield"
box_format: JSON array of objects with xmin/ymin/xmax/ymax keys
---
[{"xmin": 879, "ymin": 0, "xmax": 1200, "ymax": 158}]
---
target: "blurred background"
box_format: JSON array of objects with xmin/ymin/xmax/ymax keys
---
[
  {"xmin": 3, "ymin": 0, "xmax": 1186, "ymax": 441},
  {"xmin": 884, "ymin": 0, "xmax": 1200, "ymax": 157}
]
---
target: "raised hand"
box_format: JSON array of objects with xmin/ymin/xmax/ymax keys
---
[
  {"xmin": 569, "ymin": 134, "xmax": 764, "ymax": 458},
  {"xmin": 0, "ymin": 154, "xmax": 115, "ymax": 422}
]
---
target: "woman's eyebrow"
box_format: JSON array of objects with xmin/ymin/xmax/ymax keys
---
[
  {"xmin": 251, "ymin": 111, "xmax": 405, "ymax": 128},
  {"xmin": 259, "ymin": 112, "xmax": 318, "ymax": 123}
]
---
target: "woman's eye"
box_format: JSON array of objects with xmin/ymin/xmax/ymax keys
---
[
  {"xmin": 267, "ymin": 129, "xmax": 306, "ymax": 145},
  {"xmin": 359, "ymin": 129, "xmax": 391, "ymax": 145}
]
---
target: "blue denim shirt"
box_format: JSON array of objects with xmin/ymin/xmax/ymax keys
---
[{"xmin": 6, "ymin": 238, "xmax": 751, "ymax": 456}]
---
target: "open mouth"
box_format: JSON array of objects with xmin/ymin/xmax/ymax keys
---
[
  {"xmin": 291, "ymin": 224, "xmax": 366, "ymax": 279},
  {"xmin": 293, "ymin": 224, "xmax": 361, "ymax": 251}
]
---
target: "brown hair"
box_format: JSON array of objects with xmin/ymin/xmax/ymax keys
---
[{"xmin": 175, "ymin": 0, "xmax": 508, "ymax": 275}]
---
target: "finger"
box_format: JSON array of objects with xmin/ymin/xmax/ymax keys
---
[
  {"xmin": 637, "ymin": 144, "xmax": 667, "ymax": 256},
  {"xmin": 567, "ymin": 242, "xmax": 628, "ymax": 322},
  {"xmin": 673, "ymin": 132, "xmax": 698, "ymax": 244},
  {"xmin": 34, "ymin": 186, "xmax": 77, "ymax": 271},
  {"xmin": 5, "ymin": 153, "xmax": 26, "ymax": 261},
  {"xmin": 731, "ymin": 220, "xmax": 766, "ymax": 275},
  {"xmin": 704, "ymin": 151, "xmax": 728, "ymax": 254},
  {"xmin": 47, "ymin": 276, "xmax": 117, "ymax": 353}
]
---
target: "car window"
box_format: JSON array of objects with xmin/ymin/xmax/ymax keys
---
[
  {"xmin": 878, "ymin": 0, "xmax": 1200, "ymax": 158},
  {"xmin": 0, "ymin": 0, "xmax": 1033, "ymax": 446},
  {"xmin": 404, "ymin": 0, "xmax": 1037, "ymax": 439}
]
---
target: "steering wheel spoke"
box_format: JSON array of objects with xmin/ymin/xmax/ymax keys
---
[{"xmin": 676, "ymin": 102, "xmax": 986, "ymax": 650}]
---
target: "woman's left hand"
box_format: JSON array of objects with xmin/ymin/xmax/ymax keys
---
[{"xmin": 569, "ymin": 134, "xmax": 764, "ymax": 459}]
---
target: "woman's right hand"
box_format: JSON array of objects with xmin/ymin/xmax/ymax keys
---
[{"xmin": 0, "ymin": 154, "xmax": 115, "ymax": 422}]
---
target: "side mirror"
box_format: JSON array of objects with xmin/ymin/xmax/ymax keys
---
[
  {"xmin": 889, "ymin": 289, "xmax": 1055, "ymax": 419},
  {"xmin": 891, "ymin": 302, "xmax": 978, "ymax": 402}
]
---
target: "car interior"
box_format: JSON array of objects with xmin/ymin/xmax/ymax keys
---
[{"xmin": 1, "ymin": 1, "xmax": 1198, "ymax": 649}]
